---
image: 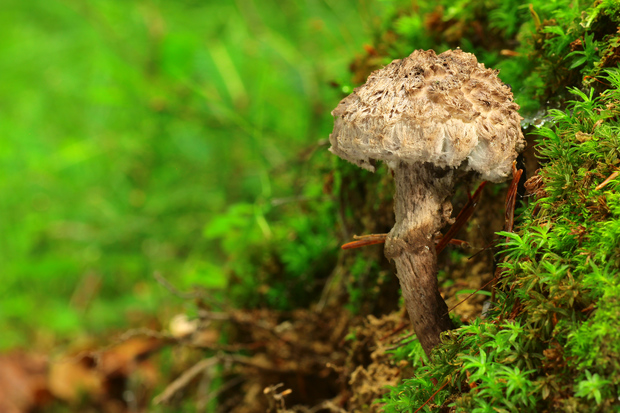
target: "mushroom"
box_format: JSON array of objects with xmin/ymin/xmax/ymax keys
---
[{"xmin": 329, "ymin": 49, "xmax": 525, "ymax": 356}]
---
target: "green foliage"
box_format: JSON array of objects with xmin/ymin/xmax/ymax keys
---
[
  {"xmin": 575, "ymin": 370, "xmax": 613, "ymax": 406},
  {"xmin": 208, "ymin": 0, "xmax": 620, "ymax": 409},
  {"xmin": 380, "ymin": 68, "xmax": 620, "ymax": 411},
  {"xmin": 0, "ymin": 0, "xmax": 379, "ymax": 347},
  {"xmin": 346, "ymin": 255, "xmax": 381, "ymax": 313},
  {"xmin": 206, "ymin": 155, "xmax": 342, "ymax": 310},
  {"xmin": 381, "ymin": 337, "xmax": 451, "ymax": 413},
  {"xmin": 340, "ymin": 2, "xmax": 620, "ymax": 410},
  {"xmin": 366, "ymin": 0, "xmax": 620, "ymax": 116},
  {"xmin": 7, "ymin": 0, "xmax": 620, "ymax": 409}
]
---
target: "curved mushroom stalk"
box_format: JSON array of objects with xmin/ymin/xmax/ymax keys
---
[
  {"xmin": 385, "ymin": 162, "xmax": 455, "ymax": 355},
  {"xmin": 384, "ymin": 162, "xmax": 456, "ymax": 355}
]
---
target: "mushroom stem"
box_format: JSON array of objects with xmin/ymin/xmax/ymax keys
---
[{"xmin": 384, "ymin": 162, "xmax": 456, "ymax": 356}]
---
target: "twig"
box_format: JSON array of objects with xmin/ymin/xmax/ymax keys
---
[
  {"xmin": 116, "ymin": 328, "xmax": 171, "ymax": 342},
  {"xmin": 341, "ymin": 181, "xmax": 486, "ymax": 251},
  {"xmin": 443, "ymin": 277, "xmax": 496, "ymax": 317},
  {"xmin": 196, "ymin": 310, "xmax": 232, "ymax": 321},
  {"xmin": 503, "ymin": 165, "xmax": 523, "ymax": 238},
  {"xmin": 58, "ymin": 328, "xmax": 170, "ymax": 365},
  {"xmin": 492, "ymin": 164, "xmax": 523, "ymax": 302},
  {"xmin": 198, "ymin": 376, "xmax": 245, "ymax": 410},
  {"xmin": 153, "ymin": 272, "xmax": 201, "ymax": 299},
  {"xmin": 436, "ymin": 181, "xmax": 487, "ymax": 254},
  {"xmin": 380, "ymin": 322, "xmax": 409, "ymax": 341},
  {"xmin": 153, "ymin": 358, "xmax": 219, "ymax": 405},
  {"xmin": 385, "ymin": 334, "xmax": 417, "ymax": 351},
  {"xmin": 307, "ymin": 400, "xmax": 348, "ymax": 413},
  {"xmin": 153, "ymin": 272, "xmax": 230, "ymax": 312},
  {"xmin": 341, "ymin": 234, "xmax": 387, "ymax": 249},
  {"xmin": 595, "ymin": 171, "xmax": 619, "ymax": 191},
  {"xmin": 414, "ymin": 379, "xmax": 450, "ymax": 413}
]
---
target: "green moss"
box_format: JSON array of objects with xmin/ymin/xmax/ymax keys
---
[
  {"xmin": 379, "ymin": 69, "xmax": 620, "ymax": 412},
  {"xmin": 361, "ymin": 2, "xmax": 620, "ymax": 410},
  {"xmin": 349, "ymin": 0, "xmax": 620, "ymax": 117}
]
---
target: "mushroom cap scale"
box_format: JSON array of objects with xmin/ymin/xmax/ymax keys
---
[{"xmin": 329, "ymin": 49, "xmax": 525, "ymax": 182}]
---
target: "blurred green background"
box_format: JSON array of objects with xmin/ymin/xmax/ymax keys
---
[{"xmin": 0, "ymin": 0, "xmax": 385, "ymax": 349}]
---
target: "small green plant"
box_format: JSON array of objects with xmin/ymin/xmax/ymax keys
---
[
  {"xmin": 575, "ymin": 370, "xmax": 613, "ymax": 406},
  {"xmin": 379, "ymin": 65, "xmax": 620, "ymax": 411}
]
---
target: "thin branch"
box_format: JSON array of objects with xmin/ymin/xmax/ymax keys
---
[
  {"xmin": 436, "ymin": 181, "xmax": 487, "ymax": 254},
  {"xmin": 340, "ymin": 181, "xmax": 487, "ymax": 251},
  {"xmin": 414, "ymin": 379, "xmax": 450, "ymax": 413},
  {"xmin": 595, "ymin": 170, "xmax": 619, "ymax": 191},
  {"xmin": 443, "ymin": 277, "xmax": 497, "ymax": 317},
  {"xmin": 153, "ymin": 272, "xmax": 201, "ymax": 299},
  {"xmin": 198, "ymin": 376, "xmax": 245, "ymax": 410},
  {"xmin": 153, "ymin": 358, "xmax": 219, "ymax": 405}
]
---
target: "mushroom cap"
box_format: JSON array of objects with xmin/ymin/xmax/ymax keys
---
[{"xmin": 329, "ymin": 49, "xmax": 525, "ymax": 182}]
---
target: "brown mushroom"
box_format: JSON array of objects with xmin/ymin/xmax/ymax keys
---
[{"xmin": 329, "ymin": 49, "xmax": 525, "ymax": 356}]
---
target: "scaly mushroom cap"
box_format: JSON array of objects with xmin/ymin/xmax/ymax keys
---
[{"xmin": 329, "ymin": 49, "xmax": 525, "ymax": 182}]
